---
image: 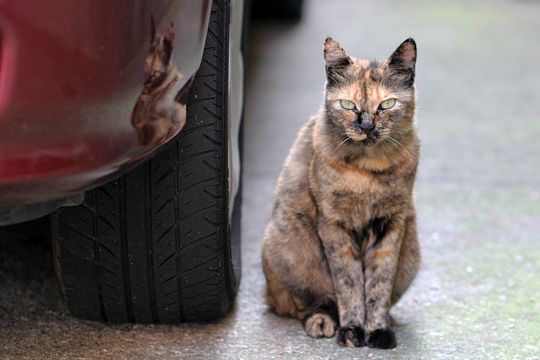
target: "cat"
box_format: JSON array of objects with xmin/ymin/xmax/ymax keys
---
[
  {"xmin": 261, "ymin": 37, "xmax": 420, "ymax": 349},
  {"xmin": 131, "ymin": 17, "xmax": 187, "ymax": 146}
]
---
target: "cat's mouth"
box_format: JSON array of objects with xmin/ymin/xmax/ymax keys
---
[{"xmin": 346, "ymin": 128, "xmax": 379, "ymax": 145}]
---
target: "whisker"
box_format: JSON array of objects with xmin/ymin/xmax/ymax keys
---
[
  {"xmin": 385, "ymin": 136, "xmax": 402, "ymax": 152},
  {"xmin": 386, "ymin": 134, "xmax": 413, "ymax": 160},
  {"xmin": 335, "ymin": 136, "xmax": 352, "ymax": 152}
]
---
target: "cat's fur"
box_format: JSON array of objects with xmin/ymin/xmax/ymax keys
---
[
  {"xmin": 131, "ymin": 18, "xmax": 186, "ymax": 146},
  {"xmin": 261, "ymin": 38, "xmax": 420, "ymax": 349}
]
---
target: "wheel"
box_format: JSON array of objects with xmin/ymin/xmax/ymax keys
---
[
  {"xmin": 51, "ymin": 0, "xmax": 240, "ymax": 323},
  {"xmin": 253, "ymin": 0, "xmax": 304, "ymax": 20}
]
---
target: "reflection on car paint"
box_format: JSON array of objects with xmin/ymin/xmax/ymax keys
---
[{"xmin": 131, "ymin": 17, "xmax": 190, "ymax": 146}]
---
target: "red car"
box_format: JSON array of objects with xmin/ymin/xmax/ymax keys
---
[{"xmin": 0, "ymin": 0, "xmax": 245, "ymax": 323}]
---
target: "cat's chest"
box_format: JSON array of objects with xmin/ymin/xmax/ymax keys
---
[{"xmin": 318, "ymin": 168, "xmax": 399, "ymax": 221}]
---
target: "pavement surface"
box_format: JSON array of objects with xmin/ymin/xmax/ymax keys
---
[{"xmin": 1, "ymin": 0, "xmax": 540, "ymax": 359}]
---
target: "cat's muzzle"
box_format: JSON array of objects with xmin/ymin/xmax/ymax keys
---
[{"xmin": 352, "ymin": 121, "xmax": 379, "ymax": 143}]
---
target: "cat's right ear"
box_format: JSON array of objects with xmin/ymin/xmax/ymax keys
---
[
  {"xmin": 388, "ymin": 38, "xmax": 417, "ymax": 87},
  {"xmin": 323, "ymin": 37, "xmax": 352, "ymax": 87}
]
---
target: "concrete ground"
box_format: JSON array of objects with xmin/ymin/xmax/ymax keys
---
[{"xmin": 1, "ymin": 0, "xmax": 540, "ymax": 359}]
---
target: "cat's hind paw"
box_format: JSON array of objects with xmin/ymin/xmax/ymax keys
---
[
  {"xmin": 366, "ymin": 328, "xmax": 397, "ymax": 349},
  {"xmin": 336, "ymin": 325, "xmax": 365, "ymax": 347},
  {"xmin": 304, "ymin": 313, "xmax": 336, "ymax": 338}
]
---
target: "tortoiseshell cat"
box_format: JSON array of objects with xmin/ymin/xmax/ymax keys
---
[{"xmin": 262, "ymin": 38, "xmax": 420, "ymax": 349}]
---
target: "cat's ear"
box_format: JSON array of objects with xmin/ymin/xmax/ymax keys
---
[
  {"xmin": 323, "ymin": 37, "xmax": 352, "ymax": 86},
  {"xmin": 388, "ymin": 38, "xmax": 416, "ymax": 86},
  {"xmin": 324, "ymin": 37, "xmax": 351, "ymax": 67}
]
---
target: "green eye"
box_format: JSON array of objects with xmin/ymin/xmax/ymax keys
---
[
  {"xmin": 379, "ymin": 98, "xmax": 396, "ymax": 110},
  {"xmin": 340, "ymin": 99, "xmax": 356, "ymax": 110}
]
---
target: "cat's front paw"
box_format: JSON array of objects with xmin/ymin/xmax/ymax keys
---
[
  {"xmin": 336, "ymin": 325, "xmax": 365, "ymax": 347},
  {"xmin": 366, "ymin": 328, "xmax": 397, "ymax": 349},
  {"xmin": 304, "ymin": 313, "xmax": 336, "ymax": 338}
]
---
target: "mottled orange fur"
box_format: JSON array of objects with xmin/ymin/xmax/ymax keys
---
[{"xmin": 262, "ymin": 38, "xmax": 420, "ymax": 349}]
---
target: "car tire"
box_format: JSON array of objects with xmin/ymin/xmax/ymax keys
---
[{"xmin": 51, "ymin": 0, "xmax": 240, "ymax": 323}]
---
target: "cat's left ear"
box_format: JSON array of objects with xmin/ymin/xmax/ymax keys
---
[
  {"xmin": 324, "ymin": 37, "xmax": 352, "ymax": 87},
  {"xmin": 388, "ymin": 38, "xmax": 417, "ymax": 86}
]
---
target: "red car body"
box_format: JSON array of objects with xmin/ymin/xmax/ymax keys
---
[{"xmin": 0, "ymin": 0, "xmax": 211, "ymax": 206}]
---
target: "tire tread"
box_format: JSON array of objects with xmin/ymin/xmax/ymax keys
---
[{"xmin": 51, "ymin": 0, "xmax": 237, "ymax": 324}]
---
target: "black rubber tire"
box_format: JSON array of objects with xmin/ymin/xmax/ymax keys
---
[{"xmin": 51, "ymin": 0, "xmax": 240, "ymax": 324}]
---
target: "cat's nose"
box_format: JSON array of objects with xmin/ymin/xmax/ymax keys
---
[
  {"xmin": 359, "ymin": 121, "xmax": 375, "ymax": 133},
  {"xmin": 356, "ymin": 111, "xmax": 375, "ymax": 133}
]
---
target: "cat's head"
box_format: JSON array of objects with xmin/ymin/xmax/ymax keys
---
[
  {"xmin": 323, "ymin": 37, "xmax": 417, "ymax": 146},
  {"xmin": 144, "ymin": 17, "xmax": 175, "ymax": 87}
]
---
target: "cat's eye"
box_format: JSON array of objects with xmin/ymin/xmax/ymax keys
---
[
  {"xmin": 379, "ymin": 98, "xmax": 396, "ymax": 110},
  {"xmin": 340, "ymin": 99, "xmax": 356, "ymax": 110}
]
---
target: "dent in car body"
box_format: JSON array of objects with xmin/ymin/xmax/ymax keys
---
[
  {"xmin": 0, "ymin": 0, "xmax": 212, "ymax": 205},
  {"xmin": 131, "ymin": 18, "xmax": 189, "ymax": 146}
]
